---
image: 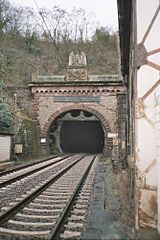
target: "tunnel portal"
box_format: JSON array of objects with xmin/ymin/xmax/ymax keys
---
[{"xmin": 49, "ymin": 110, "xmax": 105, "ymax": 154}]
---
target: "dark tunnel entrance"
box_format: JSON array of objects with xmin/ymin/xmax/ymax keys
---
[
  {"xmin": 60, "ymin": 121, "xmax": 104, "ymax": 153},
  {"xmin": 48, "ymin": 110, "xmax": 105, "ymax": 154}
]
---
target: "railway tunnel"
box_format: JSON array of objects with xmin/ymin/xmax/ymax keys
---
[{"xmin": 48, "ymin": 110, "xmax": 105, "ymax": 154}]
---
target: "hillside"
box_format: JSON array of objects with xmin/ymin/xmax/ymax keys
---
[{"xmin": 0, "ymin": 1, "xmax": 119, "ymax": 88}]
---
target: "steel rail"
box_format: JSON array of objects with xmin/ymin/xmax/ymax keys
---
[
  {"xmin": 0, "ymin": 154, "xmax": 64, "ymax": 177},
  {"xmin": 0, "ymin": 155, "xmax": 85, "ymax": 225},
  {"xmin": 49, "ymin": 155, "xmax": 96, "ymax": 240},
  {"xmin": 0, "ymin": 155, "xmax": 71, "ymax": 188}
]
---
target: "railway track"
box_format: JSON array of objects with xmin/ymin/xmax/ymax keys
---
[
  {"xmin": 0, "ymin": 155, "xmax": 59, "ymax": 177},
  {"xmin": 0, "ymin": 154, "xmax": 85, "ymax": 210},
  {"xmin": 0, "ymin": 155, "xmax": 69, "ymax": 188},
  {"xmin": 0, "ymin": 154, "xmax": 99, "ymax": 240}
]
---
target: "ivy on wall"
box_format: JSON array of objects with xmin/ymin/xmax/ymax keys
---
[
  {"xmin": 0, "ymin": 98, "xmax": 13, "ymax": 133},
  {"xmin": 0, "ymin": 52, "xmax": 13, "ymax": 133},
  {"xmin": 16, "ymin": 118, "xmax": 42, "ymax": 161}
]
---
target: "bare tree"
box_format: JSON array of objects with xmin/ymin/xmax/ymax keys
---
[{"xmin": 0, "ymin": 0, "xmax": 12, "ymax": 34}]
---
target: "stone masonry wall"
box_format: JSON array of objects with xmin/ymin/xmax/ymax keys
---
[
  {"xmin": 37, "ymin": 96, "xmax": 117, "ymax": 133},
  {"xmin": 12, "ymin": 83, "xmax": 126, "ymax": 158},
  {"xmin": 8, "ymin": 87, "xmax": 37, "ymax": 121},
  {"xmin": 117, "ymin": 93, "xmax": 127, "ymax": 167},
  {"xmin": 8, "ymin": 87, "xmax": 42, "ymax": 161},
  {"xmin": 31, "ymin": 84, "xmax": 124, "ymax": 156}
]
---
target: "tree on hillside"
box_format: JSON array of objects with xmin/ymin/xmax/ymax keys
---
[
  {"xmin": 38, "ymin": 6, "xmax": 96, "ymax": 43},
  {"xmin": 0, "ymin": 2, "xmax": 119, "ymax": 85},
  {"xmin": 88, "ymin": 27, "xmax": 118, "ymax": 73},
  {"xmin": 0, "ymin": 0, "xmax": 11, "ymax": 34},
  {"xmin": 92, "ymin": 27, "xmax": 116, "ymax": 46}
]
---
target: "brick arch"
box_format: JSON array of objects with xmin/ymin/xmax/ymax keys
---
[{"xmin": 42, "ymin": 104, "xmax": 112, "ymax": 155}]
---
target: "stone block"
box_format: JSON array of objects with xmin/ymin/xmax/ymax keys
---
[{"xmin": 66, "ymin": 67, "xmax": 88, "ymax": 81}]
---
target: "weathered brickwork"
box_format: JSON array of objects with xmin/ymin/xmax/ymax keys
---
[{"xmin": 29, "ymin": 80, "xmax": 126, "ymax": 156}]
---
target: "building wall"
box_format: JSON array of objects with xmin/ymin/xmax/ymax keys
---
[
  {"xmin": 155, "ymin": 86, "xmax": 160, "ymax": 231},
  {"xmin": 133, "ymin": 0, "xmax": 160, "ymax": 229}
]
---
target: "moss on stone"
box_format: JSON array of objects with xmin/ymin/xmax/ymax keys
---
[{"xmin": 16, "ymin": 118, "xmax": 42, "ymax": 161}]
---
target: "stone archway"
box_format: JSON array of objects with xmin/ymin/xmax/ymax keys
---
[{"xmin": 41, "ymin": 104, "xmax": 112, "ymax": 155}]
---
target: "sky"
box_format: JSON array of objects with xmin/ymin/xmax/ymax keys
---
[{"xmin": 9, "ymin": 0, "xmax": 118, "ymax": 31}]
